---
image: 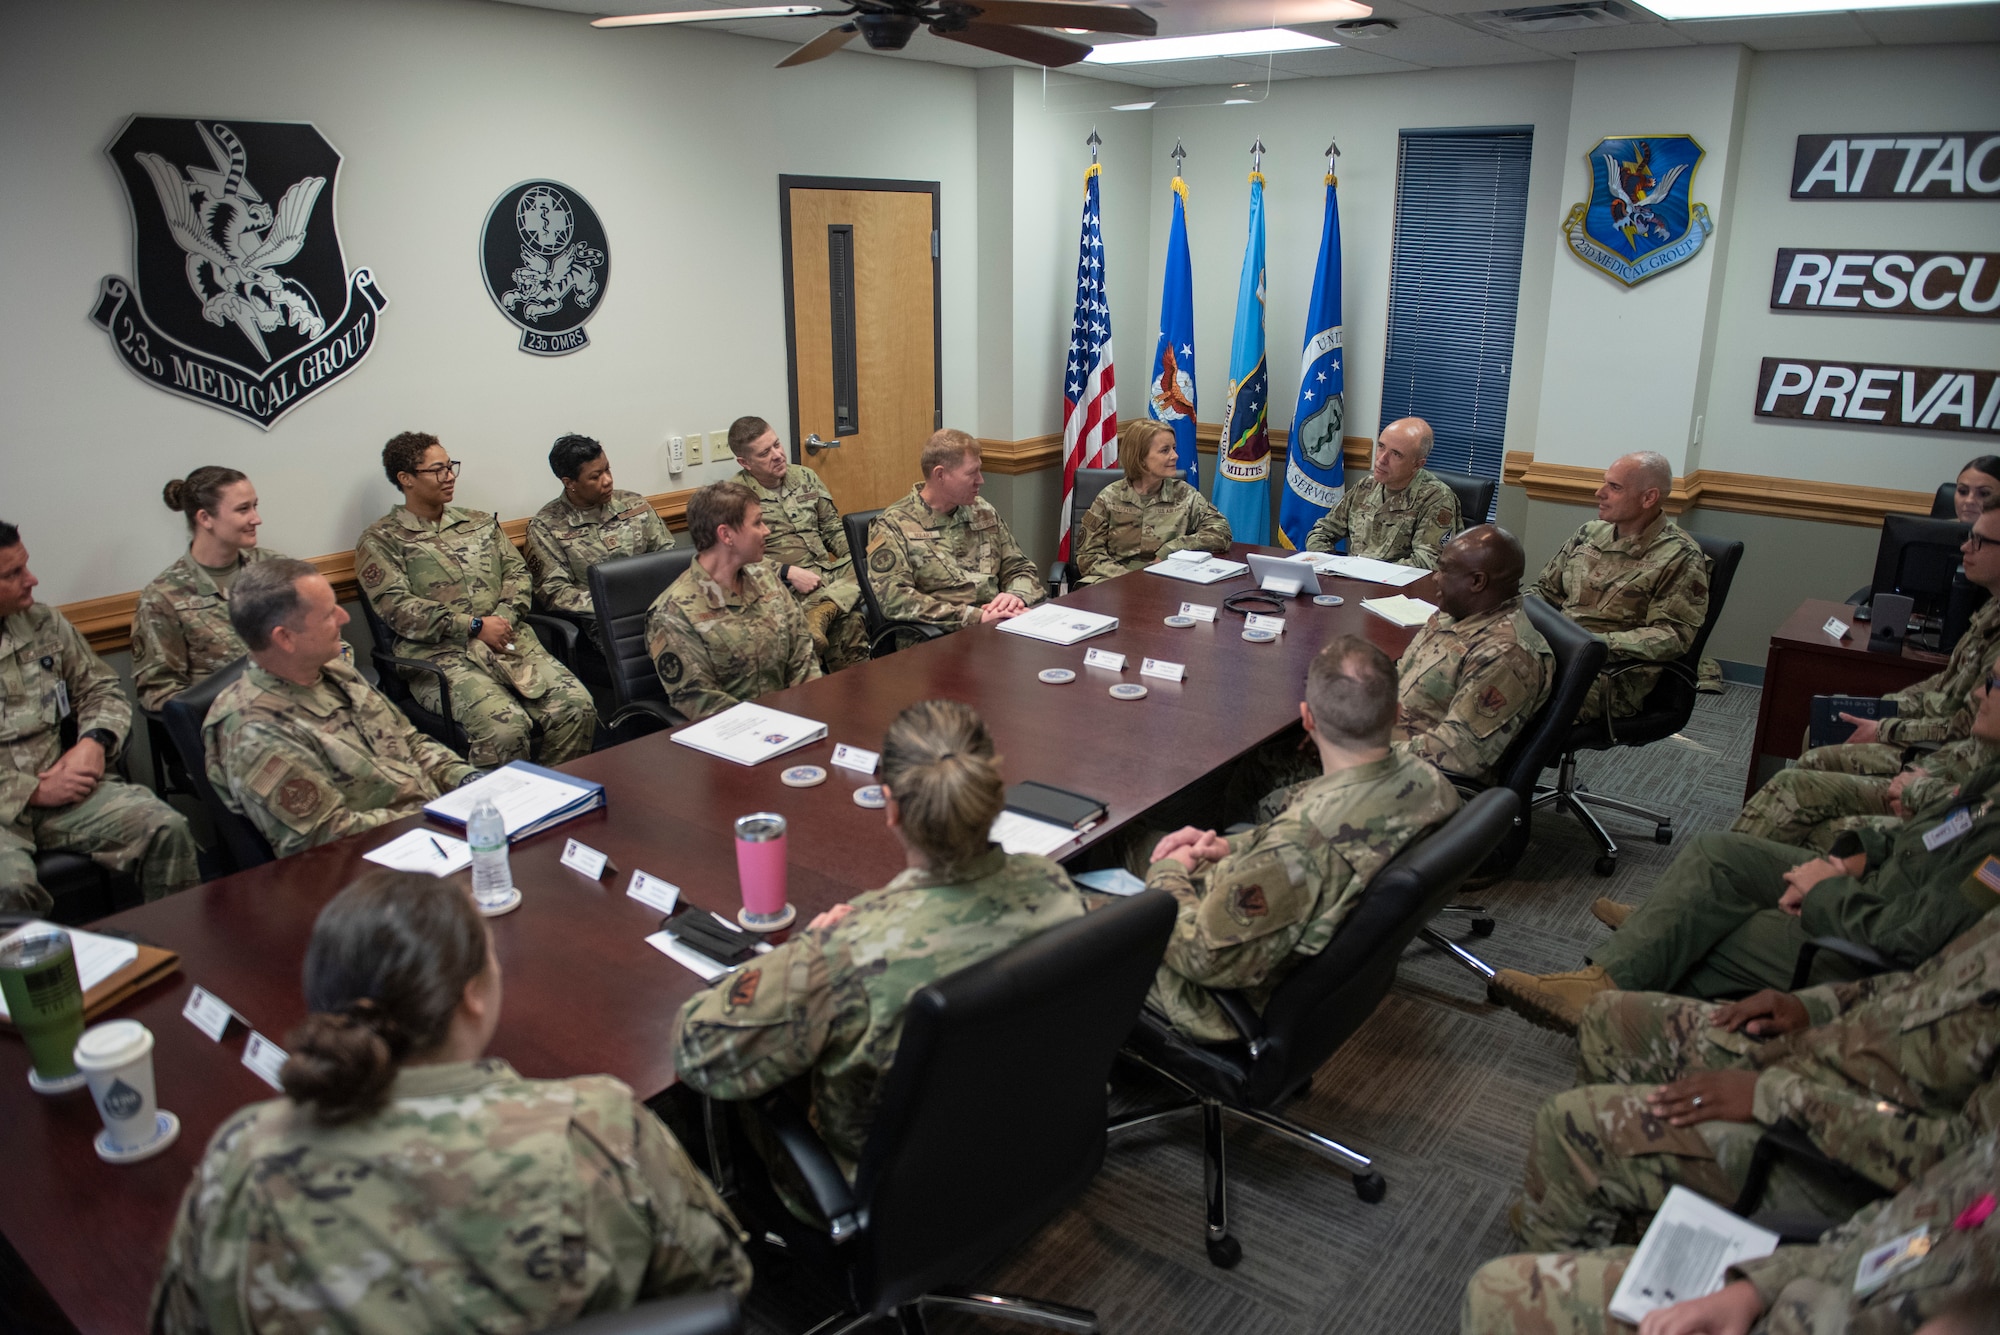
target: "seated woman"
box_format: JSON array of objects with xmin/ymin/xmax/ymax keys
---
[
  {"xmin": 1074, "ymin": 419, "xmax": 1231, "ymax": 584},
  {"xmin": 645, "ymin": 480, "xmax": 819, "ymax": 722},
  {"xmin": 150, "ymin": 870, "xmax": 751, "ymax": 1334},
  {"xmin": 673, "ymin": 699, "xmax": 1087, "ymax": 1180},
  {"xmin": 1951, "ymin": 454, "xmax": 2000, "ymax": 522},
  {"xmin": 132, "ymin": 467, "xmax": 287, "ymax": 711}
]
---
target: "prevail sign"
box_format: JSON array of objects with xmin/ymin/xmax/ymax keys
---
[
  {"xmin": 1771, "ymin": 249, "xmax": 2000, "ymax": 318},
  {"xmin": 1791, "ymin": 133, "xmax": 2000, "ymax": 199},
  {"xmin": 1757, "ymin": 358, "xmax": 1999, "ymax": 436}
]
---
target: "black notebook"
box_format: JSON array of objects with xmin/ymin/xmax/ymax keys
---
[
  {"xmin": 1005, "ymin": 781, "xmax": 1109, "ymax": 831},
  {"xmin": 1808, "ymin": 695, "xmax": 1898, "ymax": 749}
]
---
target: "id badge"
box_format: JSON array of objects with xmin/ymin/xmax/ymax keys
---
[
  {"xmin": 1924, "ymin": 807, "xmax": 1974, "ymax": 851},
  {"xmin": 53, "ymin": 679, "xmax": 71, "ymax": 720},
  {"xmin": 1854, "ymin": 1226, "xmax": 1930, "ymax": 1295}
]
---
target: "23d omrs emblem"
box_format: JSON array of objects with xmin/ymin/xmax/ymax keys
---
[
  {"xmin": 89, "ymin": 117, "xmax": 387, "ymax": 430},
  {"xmin": 1561, "ymin": 136, "xmax": 1714, "ymax": 287},
  {"xmin": 480, "ymin": 180, "xmax": 610, "ymax": 356}
]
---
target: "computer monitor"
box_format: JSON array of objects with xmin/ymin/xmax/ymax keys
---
[
  {"xmin": 1940, "ymin": 570, "xmax": 1991, "ymax": 654},
  {"xmin": 1868, "ymin": 513, "xmax": 1968, "ymax": 620}
]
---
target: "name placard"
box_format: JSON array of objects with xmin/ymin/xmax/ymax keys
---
[
  {"xmin": 1178, "ymin": 603, "xmax": 1217, "ymax": 622},
  {"xmin": 627, "ymin": 871, "xmax": 681, "ymax": 915},
  {"xmin": 1792, "ymin": 133, "xmax": 2000, "ymax": 199},
  {"xmin": 1084, "ymin": 648, "xmax": 1126, "ymax": 671},
  {"xmin": 242, "ymin": 1032, "xmax": 289, "ymax": 1090},
  {"xmin": 1771, "ymin": 249, "xmax": 1999, "ymax": 319},
  {"xmin": 560, "ymin": 839, "xmax": 610, "ymax": 879},
  {"xmin": 1141, "ymin": 658, "xmax": 1187, "ymax": 683},
  {"xmin": 182, "ymin": 987, "xmax": 237, "ymax": 1042},
  {"xmin": 1244, "ymin": 613, "xmax": 1287, "ymax": 635},
  {"xmin": 1756, "ymin": 357, "xmax": 1999, "ymax": 435}
]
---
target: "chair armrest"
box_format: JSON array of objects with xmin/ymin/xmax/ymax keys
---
[
  {"xmin": 1788, "ymin": 936, "xmax": 1893, "ymax": 991},
  {"xmin": 745, "ymin": 1092, "xmax": 862, "ymax": 1242},
  {"xmin": 1047, "ymin": 561, "xmax": 1068, "ymax": 600},
  {"xmin": 1729, "ymin": 1117, "xmax": 1887, "ymax": 1222},
  {"xmin": 524, "ymin": 612, "xmax": 579, "ymax": 663},
  {"xmin": 1210, "ymin": 990, "xmax": 1268, "ymax": 1057},
  {"xmin": 606, "ymin": 701, "xmax": 683, "ymax": 734},
  {"xmin": 867, "ymin": 620, "xmax": 949, "ymax": 658},
  {"xmin": 371, "ymin": 649, "xmax": 456, "ymax": 724}
]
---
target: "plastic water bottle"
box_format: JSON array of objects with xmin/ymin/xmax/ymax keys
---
[{"xmin": 467, "ymin": 798, "xmax": 513, "ymax": 907}]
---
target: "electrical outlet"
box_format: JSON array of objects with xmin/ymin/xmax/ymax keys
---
[
  {"xmin": 667, "ymin": 435, "xmax": 686, "ymax": 475},
  {"xmin": 709, "ymin": 430, "xmax": 730, "ymax": 459},
  {"xmin": 684, "ymin": 431, "xmax": 704, "ymax": 466}
]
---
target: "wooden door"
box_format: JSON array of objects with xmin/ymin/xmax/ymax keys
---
[{"xmin": 782, "ymin": 179, "xmax": 940, "ymax": 513}]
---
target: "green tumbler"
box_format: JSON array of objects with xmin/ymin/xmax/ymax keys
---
[{"xmin": 0, "ymin": 927, "xmax": 88, "ymax": 1094}]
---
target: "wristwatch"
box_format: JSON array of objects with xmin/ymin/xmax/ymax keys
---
[
  {"xmin": 470, "ymin": 617, "xmax": 484, "ymax": 640},
  {"xmin": 779, "ymin": 564, "xmax": 793, "ymax": 584},
  {"xmin": 80, "ymin": 728, "xmax": 118, "ymax": 751}
]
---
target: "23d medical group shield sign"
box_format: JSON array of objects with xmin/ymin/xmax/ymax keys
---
[
  {"xmin": 88, "ymin": 116, "xmax": 387, "ymax": 430},
  {"xmin": 1561, "ymin": 135, "xmax": 1715, "ymax": 287}
]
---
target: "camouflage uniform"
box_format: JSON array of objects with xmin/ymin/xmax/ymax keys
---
[
  {"xmin": 1732, "ymin": 735, "xmax": 2000, "ymax": 851},
  {"xmin": 733, "ymin": 465, "xmax": 868, "ymax": 671},
  {"xmin": 356, "ymin": 505, "xmax": 595, "ymax": 769},
  {"xmin": 864, "ymin": 485, "xmax": 1044, "ymax": 630},
  {"xmin": 645, "ymin": 558, "xmax": 819, "ymax": 723},
  {"xmin": 523, "ymin": 488, "xmax": 674, "ymax": 644},
  {"xmin": 1303, "ymin": 469, "xmax": 1462, "ymax": 571},
  {"xmin": 1462, "ymin": 1110, "xmax": 2000, "ymax": 1335},
  {"xmin": 130, "ymin": 546, "xmax": 287, "ymax": 712},
  {"xmin": 1144, "ymin": 750, "xmax": 1461, "ymax": 1043},
  {"xmin": 1394, "ymin": 596, "xmax": 1555, "ymax": 784},
  {"xmin": 1590, "ymin": 761, "xmax": 2000, "ymax": 999},
  {"xmin": 0, "ymin": 604, "xmax": 197, "ymax": 912},
  {"xmin": 1073, "ymin": 477, "xmax": 1232, "ymax": 585},
  {"xmin": 149, "ymin": 1057, "xmax": 751, "ymax": 1335},
  {"xmin": 674, "ymin": 847, "xmax": 1085, "ymax": 1175},
  {"xmin": 203, "ymin": 659, "xmax": 479, "ymax": 859},
  {"xmin": 1510, "ymin": 909, "xmax": 2000, "ymax": 1253},
  {"xmin": 1532, "ymin": 514, "xmax": 1710, "ymax": 723}
]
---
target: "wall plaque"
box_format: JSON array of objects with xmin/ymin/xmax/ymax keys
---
[
  {"xmin": 1757, "ymin": 357, "xmax": 1999, "ymax": 435},
  {"xmin": 1772, "ymin": 249, "xmax": 2000, "ymax": 318},
  {"xmin": 1792, "ymin": 134, "xmax": 2000, "ymax": 199}
]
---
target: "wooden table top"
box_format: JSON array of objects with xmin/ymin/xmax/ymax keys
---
[
  {"xmin": 0, "ymin": 545, "xmax": 1419, "ymax": 1334},
  {"xmin": 1769, "ymin": 597, "xmax": 1947, "ymax": 666}
]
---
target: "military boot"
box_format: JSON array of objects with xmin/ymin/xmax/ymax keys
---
[
  {"xmin": 805, "ymin": 598, "xmax": 840, "ymax": 658},
  {"xmin": 1488, "ymin": 966, "xmax": 1617, "ymax": 1034},
  {"xmin": 1590, "ymin": 898, "xmax": 1634, "ymax": 930}
]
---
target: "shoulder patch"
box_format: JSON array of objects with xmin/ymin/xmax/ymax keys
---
[
  {"xmin": 1436, "ymin": 508, "xmax": 1455, "ymax": 526},
  {"xmin": 1478, "ymin": 685, "xmax": 1508, "ymax": 715},
  {"xmin": 1235, "ymin": 884, "xmax": 1269, "ymax": 919},
  {"xmin": 1976, "ymin": 856, "xmax": 2000, "ymax": 895},
  {"xmin": 360, "ymin": 562, "xmax": 384, "ymax": 587},
  {"xmin": 871, "ymin": 546, "xmax": 896, "ymax": 573},
  {"xmin": 727, "ymin": 968, "xmax": 761, "ymax": 1011},
  {"xmin": 277, "ymin": 777, "xmax": 320, "ymax": 818},
  {"xmin": 656, "ymin": 651, "xmax": 684, "ymax": 685}
]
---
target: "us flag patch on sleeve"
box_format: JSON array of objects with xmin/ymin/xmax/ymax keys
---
[{"xmin": 1976, "ymin": 856, "xmax": 2000, "ymax": 894}]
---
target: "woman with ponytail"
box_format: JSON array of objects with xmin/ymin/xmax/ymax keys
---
[
  {"xmin": 132, "ymin": 467, "xmax": 289, "ymax": 711},
  {"xmin": 151, "ymin": 871, "xmax": 751, "ymax": 1334},
  {"xmin": 674, "ymin": 700, "xmax": 1088, "ymax": 1181}
]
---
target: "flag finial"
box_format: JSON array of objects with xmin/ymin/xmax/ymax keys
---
[
  {"xmin": 1087, "ymin": 127, "xmax": 1102, "ymax": 164},
  {"xmin": 1325, "ymin": 138, "xmax": 1340, "ymax": 170},
  {"xmin": 1171, "ymin": 138, "xmax": 1187, "ymax": 176},
  {"xmin": 1250, "ymin": 137, "xmax": 1265, "ymax": 172}
]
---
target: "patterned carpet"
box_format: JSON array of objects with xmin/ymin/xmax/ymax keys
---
[{"xmin": 739, "ymin": 685, "xmax": 1762, "ymax": 1335}]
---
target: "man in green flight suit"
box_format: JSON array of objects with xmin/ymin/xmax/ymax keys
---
[
  {"xmin": 1305, "ymin": 417, "xmax": 1462, "ymax": 570},
  {"xmin": 727, "ymin": 415, "xmax": 868, "ymax": 671}
]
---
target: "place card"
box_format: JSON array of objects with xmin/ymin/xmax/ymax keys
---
[
  {"xmin": 1244, "ymin": 613, "xmax": 1287, "ymax": 635},
  {"xmin": 1142, "ymin": 658, "xmax": 1187, "ymax": 683},
  {"xmin": 831, "ymin": 743, "xmax": 880, "ymax": 774},
  {"xmin": 182, "ymin": 986, "xmax": 236, "ymax": 1042},
  {"xmin": 627, "ymin": 870, "xmax": 681, "ymax": 915},
  {"xmin": 1084, "ymin": 648, "xmax": 1127, "ymax": 671},
  {"xmin": 1823, "ymin": 616, "xmax": 1850, "ymax": 641},
  {"xmin": 1178, "ymin": 602, "xmax": 1217, "ymax": 622},
  {"xmin": 242, "ymin": 1032, "xmax": 289, "ymax": 1091},
  {"xmin": 560, "ymin": 839, "xmax": 610, "ymax": 879}
]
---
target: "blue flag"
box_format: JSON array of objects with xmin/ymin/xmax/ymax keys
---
[
  {"xmin": 1214, "ymin": 171, "xmax": 1270, "ymax": 545},
  {"xmin": 1148, "ymin": 177, "xmax": 1198, "ymax": 485},
  {"xmin": 1279, "ymin": 169, "xmax": 1346, "ymax": 550}
]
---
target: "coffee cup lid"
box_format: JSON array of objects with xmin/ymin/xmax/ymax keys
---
[{"xmin": 74, "ymin": 1019, "xmax": 153, "ymax": 1071}]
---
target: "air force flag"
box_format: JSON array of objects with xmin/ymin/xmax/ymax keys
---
[
  {"xmin": 1149, "ymin": 176, "xmax": 1199, "ymax": 486},
  {"xmin": 1214, "ymin": 170, "xmax": 1270, "ymax": 546},
  {"xmin": 1280, "ymin": 168, "xmax": 1347, "ymax": 550}
]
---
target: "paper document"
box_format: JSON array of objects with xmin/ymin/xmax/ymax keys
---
[
  {"xmin": 1361, "ymin": 595, "xmax": 1439, "ymax": 629},
  {"xmin": 991, "ymin": 810, "xmax": 1082, "ymax": 858},
  {"xmin": 672, "ymin": 701, "xmax": 828, "ymax": 766},
  {"xmin": 996, "ymin": 604, "xmax": 1119, "ymax": 646},
  {"xmin": 1074, "ymin": 868, "xmax": 1148, "ymax": 896},
  {"xmin": 0, "ymin": 923, "xmax": 140, "ymax": 1020},
  {"xmin": 1145, "ymin": 557, "xmax": 1247, "ymax": 585},
  {"xmin": 425, "ymin": 762, "xmax": 604, "ymax": 839},
  {"xmin": 1609, "ymin": 1187, "xmax": 1779, "ymax": 1325},
  {"xmin": 364, "ymin": 829, "xmax": 473, "ymax": 876},
  {"xmin": 646, "ymin": 930, "xmax": 731, "ymax": 982},
  {"xmin": 1290, "ymin": 551, "xmax": 1429, "ymax": 587}
]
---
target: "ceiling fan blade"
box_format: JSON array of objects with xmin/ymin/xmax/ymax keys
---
[
  {"xmin": 958, "ymin": 2, "xmax": 1157, "ymax": 36},
  {"xmin": 935, "ymin": 20, "xmax": 1094, "ymax": 66},
  {"xmin": 592, "ymin": 5, "xmax": 826, "ymax": 28},
  {"xmin": 777, "ymin": 22, "xmax": 861, "ymax": 64}
]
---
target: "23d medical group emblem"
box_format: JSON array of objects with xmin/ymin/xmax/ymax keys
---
[
  {"xmin": 479, "ymin": 180, "xmax": 610, "ymax": 356},
  {"xmin": 89, "ymin": 116, "xmax": 387, "ymax": 430},
  {"xmin": 1562, "ymin": 135, "xmax": 1714, "ymax": 287}
]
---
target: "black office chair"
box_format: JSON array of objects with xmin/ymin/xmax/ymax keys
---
[
  {"xmin": 1420, "ymin": 598, "xmax": 1606, "ymax": 982},
  {"xmin": 587, "ymin": 548, "xmax": 697, "ymax": 740},
  {"xmin": 141, "ymin": 710, "xmax": 193, "ymax": 799},
  {"xmin": 1430, "ymin": 467, "xmax": 1497, "ymax": 530},
  {"xmin": 354, "ymin": 593, "xmax": 470, "ymax": 756},
  {"xmin": 1045, "ymin": 466, "xmax": 1124, "ymax": 595},
  {"xmin": 160, "ymin": 657, "xmax": 276, "ymax": 876},
  {"xmin": 708, "ymin": 890, "xmax": 1176, "ymax": 1334},
  {"xmin": 556, "ymin": 1291, "xmax": 740, "ymax": 1335},
  {"xmin": 1931, "ymin": 481, "xmax": 1957, "ymax": 519},
  {"xmin": 1539, "ymin": 535, "xmax": 1744, "ymax": 876},
  {"xmin": 1112, "ymin": 789, "xmax": 1519, "ymax": 1267},
  {"xmin": 842, "ymin": 510, "xmax": 948, "ymax": 658},
  {"xmin": 1729, "ymin": 1117, "xmax": 1890, "ymax": 1244},
  {"xmin": 36, "ymin": 853, "xmax": 121, "ymax": 925},
  {"xmin": 529, "ymin": 606, "xmax": 604, "ymax": 688}
]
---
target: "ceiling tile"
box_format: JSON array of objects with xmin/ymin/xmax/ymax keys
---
[
  {"xmin": 1854, "ymin": 3, "xmax": 2000, "ymax": 43},
  {"xmin": 1668, "ymin": 11, "xmax": 1873, "ymax": 46},
  {"xmin": 1252, "ymin": 45, "xmax": 1432, "ymax": 72},
  {"xmin": 1300, "ymin": 12, "xmax": 1554, "ymax": 62},
  {"xmin": 1502, "ymin": 20, "xmax": 1697, "ymax": 50}
]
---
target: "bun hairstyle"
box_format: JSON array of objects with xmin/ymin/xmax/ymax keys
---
[
  {"xmin": 161, "ymin": 466, "xmax": 248, "ymax": 530},
  {"xmin": 281, "ymin": 871, "xmax": 489, "ymax": 1124},
  {"xmin": 881, "ymin": 700, "xmax": 1005, "ymax": 873}
]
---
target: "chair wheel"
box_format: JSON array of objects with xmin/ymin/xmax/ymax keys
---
[
  {"xmin": 1206, "ymin": 1234, "xmax": 1243, "ymax": 1268},
  {"xmin": 1594, "ymin": 855, "xmax": 1618, "ymax": 877},
  {"xmin": 1354, "ymin": 1171, "xmax": 1387, "ymax": 1204},
  {"xmin": 1654, "ymin": 825, "xmax": 1673, "ymax": 845},
  {"xmin": 1470, "ymin": 917, "xmax": 1495, "ymax": 937}
]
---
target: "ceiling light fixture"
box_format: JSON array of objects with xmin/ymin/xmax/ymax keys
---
[
  {"xmin": 1112, "ymin": 100, "xmax": 1160, "ymax": 110},
  {"xmin": 591, "ymin": 5, "xmax": 821, "ymax": 27},
  {"xmin": 1634, "ymin": 0, "xmax": 1987, "ymax": 16},
  {"xmin": 1082, "ymin": 27, "xmax": 1343, "ymax": 64}
]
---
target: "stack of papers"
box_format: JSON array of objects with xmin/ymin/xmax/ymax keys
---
[
  {"xmin": 1290, "ymin": 551, "xmax": 1431, "ymax": 588},
  {"xmin": 1074, "ymin": 868, "xmax": 1148, "ymax": 896},
  {"xmin": 364, "ymin": 829, "xmax": 473, "ymax": 876},
  {"xmin": 424, "ymin": 762, "xmax": 606, "ymax": 841},
  {"xmin": 672, "ymin": 701, "xmax": 828, "ymax": 766},
  {"xmin": 0, "ymin": 924, "xmax": 139, "ymax": 1020},
  {"xmin": 991, "ymin": 810, "xmax": 1082, "ymax": 858},
  {"xmin": 1145, "ymin": 556, "xmax": 1248, "ymax": 585},
  {"xmin": 1361, "ymin": 595, "xmax": 1439, "ymax": 629},
  {"xmin": 996, "ymin": 604, "xmax": 1119, "ymax": 646},
  {"xmin": 1609, "ymin": 1187, "xmax": 1778, "ymax": 1325}
]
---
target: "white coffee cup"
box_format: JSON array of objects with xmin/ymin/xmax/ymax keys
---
[{"xmin": 73, "ymin": 1019, "xmax": 159, "ymax": 1153}]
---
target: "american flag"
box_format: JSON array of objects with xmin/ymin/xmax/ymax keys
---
[{"xmin": 1059, "ymin": 163, "xmax": 1117, "ymax": 562}]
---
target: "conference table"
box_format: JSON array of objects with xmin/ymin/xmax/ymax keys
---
[{"xmin": 0, "ymin": 545, "xmax": 1423, "ymax": 1334}]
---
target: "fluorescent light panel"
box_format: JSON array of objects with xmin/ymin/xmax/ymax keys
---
[
  {"xmin": 592, "ymin": 6, "xmax": 822, "ymax": 28},
  {"xmin": 1083, "ymin": 27, "xmax": 1340, "ymax": 64},
  {"xmin": 1637, "ymin": 0, "xmax": 1989, "ymax": 16}
]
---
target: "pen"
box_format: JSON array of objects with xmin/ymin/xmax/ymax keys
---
[{"xmin": 429, "ymin": 837, "xmax": 449, "ymax": 860}]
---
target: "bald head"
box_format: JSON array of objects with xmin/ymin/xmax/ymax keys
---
[
  {"xmin": 1436, "ymin": 523, "xmax": 1525, "ymax": 619},
  {"xmin": 1598, "ymin": 451, "xmax": 1672, "ymax": 534},
  {"xmin": 1373, "ymin": 418, "xmax": 1435, "ymax": 490}
]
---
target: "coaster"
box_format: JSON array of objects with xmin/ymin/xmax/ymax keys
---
[
  {"xmin": 1038, "ymin": 668, "xmax": 1076, "ymax": 684},
  {"xmin": 1109, "ymin": 683, "xmax": 1149, "ymax": 701},
  {"xmin": 475, "ymin": 887, "xmax": 523, "ymax": 917},
  {"xmin": 781, "ymin": 765, "xmax": 828, "ymax": 788},
  {"xmin": 1242, "ymin": 628, "xmax": 1278, "ymax": 643},
  {"xmin": 94, "ymin": 1110, "xmax": 181, "ymax": 1165},
  {"xmin": 1313, "ymin": 594, "xmax": 1344, "ymax": 607},
  {"xmin": 27, "ymin": 1067, "xmax": 87, "ymax": 1095},
  {"xmin": 853, "ymin": 785, "xmax": 888, "ymax": 809},
  {"xmin": 738, "ymin": 903, "xmax": 798, "ymax": 933},
  {"xmin": 1163, "ymin": 615, "xmax": 1195, "ymax": 628}
]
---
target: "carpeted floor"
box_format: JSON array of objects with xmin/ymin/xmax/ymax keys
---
[{"xmin": 739, "ymin": 684, "xmax": 1762, "ymax": 1335}]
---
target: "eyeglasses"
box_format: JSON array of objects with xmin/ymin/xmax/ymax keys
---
[
  {"xmin": 411, "ymin": 460, "xmax": 463, "ymax": 480},
  {"xmin": 1968, "ymin": 532, "xmax": 1996, "ymax": 553},
  {"xmin": 1986, "ymin": 673, "xmax": 2000, "ymax": 693}
]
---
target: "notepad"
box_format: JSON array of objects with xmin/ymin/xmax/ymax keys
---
[
  {"xmin": 671, "ymin": 701, "xmax": 828, "ymax": 766},
  {"xmin": 424, "ymin": 762, "xmax": 606, "ymax": 840},
  {"xmin": 1608, "ymin": 1187, "xmax": 1778, "ymax": 1325},
  {"xmin": 1360, "ymin": 595, "xmax": 1438, "ymax": 629},
  {"xmin": 365, "ymin": 829, "xmax": 473, "ymax": 876},
  {"xmin": 996, "ymin": 604, "xmax": 1119, "ymax": 645},
  {"xmin": 1298, "ymin": 552, "xmax": 1431, "ymax": 587},
  {"xmin": 991, "ymin": 810, "xmax": 1081, "ymax": 858},
  {"xmin": 1145, "ymin": 557, "xmax": 1247, "ymax": 584}
]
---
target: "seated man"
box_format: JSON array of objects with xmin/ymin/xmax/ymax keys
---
[
  {"xmin": 1144, "ymin": 637, "xmax": 1460, "ymax": 1042},
  {"xmin": 524, "ymin": 432, "xmax": 674, "ymax": 649},
  {"xmin": 1394, "ymin": 524, "xmax": 1554, "ymax": 785},
  {"xmin": 0, "ymin": 521, "xmax": 197, "ymax": 911},
  {"xmin": 1531, "ymin": 450, "xmax": 1709, "ymax": 722},
  {"xmin": 1304, "ymin": 417, "xmax": 1461, "ymax": 570},
  {"xmin": 1508, "ymin": 906, "xmax": 2000, "ymax": 1254},
  {"xmin": 866, "ymin": 428, "xmax": 1044, "ymax": 632},
  {"xmin": 727, "ymin": 416, "xmax": 867, "ymax": 671},
  {"xmin": 205, "ymin": 560, "xmax": 479, "ymax": 858},
  {"xmin": 1492, "ymin": 675, "xmax": 2000, "ymax": 1029},
  {"xmin": 357, "ymin": 432, "xmax": 595, "ymax": 769}
]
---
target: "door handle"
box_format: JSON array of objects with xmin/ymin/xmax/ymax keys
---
[{"xmin": 805, "ymin": 433, "xmax": 843, "ymax": 457}]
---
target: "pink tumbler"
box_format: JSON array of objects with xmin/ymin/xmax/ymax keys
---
[{"xmin": 734, "ymin": 813, "xmax": 794, "ymax": 931}]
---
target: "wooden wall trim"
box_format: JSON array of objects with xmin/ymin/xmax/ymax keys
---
[
  {"xmin": 978, "ymin": 433, "xmax": 1063, "ymax": 475},
  {"xmin": 1502, "ymin": 451, "xmax": 1934, "ymax": 527}
]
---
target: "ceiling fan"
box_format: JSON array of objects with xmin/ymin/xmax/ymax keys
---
[{"xmin": 592, "ymin": 1, "xmax": 1160, "ymax": 69}]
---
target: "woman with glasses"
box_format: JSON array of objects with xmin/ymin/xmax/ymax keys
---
[{"xmin": 356, "ymin": 432, "xmax": 595, "ymax": 768}]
